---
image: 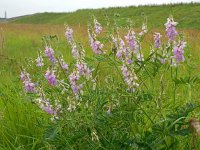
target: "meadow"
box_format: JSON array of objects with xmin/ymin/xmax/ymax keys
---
[{"xmin": 0, "ymin": 3, "xmax": 200, "ymax": 149}]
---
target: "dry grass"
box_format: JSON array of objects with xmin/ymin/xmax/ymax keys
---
[{"xmin": 0, "ymin": 23, "xmax": 200, "ymax": 63}]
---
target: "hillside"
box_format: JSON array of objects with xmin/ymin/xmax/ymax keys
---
[{"xmin": 9, "ymin": 3, "xmax": 200, "ymax": 29}]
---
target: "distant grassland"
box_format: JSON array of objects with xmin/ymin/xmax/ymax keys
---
[{"xmin": 10, "ymin": 3, "xmax": 200, "ymax": 29}]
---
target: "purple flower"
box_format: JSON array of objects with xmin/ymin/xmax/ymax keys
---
[
  {"xmin": 24, "ymin": 81, "xmax": 36, "ymax": 93},
  {"xmin": 35, "ymin": 56, "xmax": 44, "ymax": 67},
  {"xmin": 69, "ymin": 71, "xmax": 83, "ymax": 95},
  {"xmin": 61, "ymin": 63, "xmax": 68, "ymax": 71},
  {"xmin": 36, "ymin": 97, "xmax": 61, "ymax": 119},
  {"xmin": 42, "ymin": 99, "xmax": 57, "ymax": 115},
  {"xmin": 125, "ymin": 30, "xmax": 139, "ymax": 54},
  {"xmin": 121, "ymin": 64, "xmax": 139, "ymax": 91},
  {"xmin": 165, "ymin": 18, "xmax": 178, "ymax": 42},
  {"xmin": 116, "ymin": 39, "xmax": 126, "ymax": 60},
  {"xmin": 116, "ymin": 38, "xmax": 136, "ymax": 64},
  {"xmin": 20, "ymin": 70, "xmax": 36, "ymax": 93},
  {"xmin": 94, "ymin": 19, "xmax": 102, "ymax": 34},
  {"xmin": 44, "ymin": 46, "xmax": 56, "ymax": 64},
  {"xmin": 35, "ymin": 89, "xmax": 61, "ymax": 119},
  {"xmin": 76, "ymin": 61, "xmax": 91, "ymax": 78},
  {"xmin": 59, "ymin": 57, "xmax": 68, "ymax": 73},
  {"xmin": 127, "ymin": 59, "xmax": 133, "ymax": 64},
  {"xmin": 65, "ymin": 26, "xmax": 73, "ymax": 44},
  {"xmin": 89, "ymin": 34, "xmax": 104, "ymax": 54},
  {"xmin": 116, "ymin": 50, "xmax": 123, "ymax": 59},
  {"xmin": 172, "ymin": 40, "xmax": 186, "ymax": 64},
  {"xmin": 154, "ymin": 32, "xmax": 162, "ymax": 49},
  {"xmin": 88, "ymin": 29, "xmax": 104, "ymax": 55},
  {"xmin": 45, "ymin": 69, "xmax": 57, "ymax": 86},
  {"xmin": 20, "ymin": 70, "xmax": 29, "ymax": 82},
  {"xmin": 72, "ymin": 44, "xmax": 79, "ymax": 60}
]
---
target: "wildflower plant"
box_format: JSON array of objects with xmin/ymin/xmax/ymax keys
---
[{"xmin": 19, "ymin": 16, "xmax": 200, "ymax": 149}]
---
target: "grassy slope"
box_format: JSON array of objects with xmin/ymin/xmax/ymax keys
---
[{"xmin": 11, "ymin": 3, "xmax": 200, "ymax": 29}]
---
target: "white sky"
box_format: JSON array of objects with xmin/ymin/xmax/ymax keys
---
[{"xmin": 0, "ymin": 0, "xmax": 200, "ymax": 18}]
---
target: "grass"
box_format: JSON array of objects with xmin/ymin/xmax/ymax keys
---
[
  {"xmin": 10, "ymin": 2, "xmax": 200, "ymax": 29},
  {"xmin": 0, "ymin": 3, "xmax": 200, "ymax": 149}
]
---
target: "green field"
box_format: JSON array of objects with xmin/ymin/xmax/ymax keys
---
[
  {"xmin": 0, "ymin": 3, "xmax": 200, "ymax": 149},
  {"xmin": 11, "ymin": 3, "xmax": 200, "ymax": 29}
]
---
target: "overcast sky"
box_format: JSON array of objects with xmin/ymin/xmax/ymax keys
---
[{"xmin": 1, "ymin": 0, "xmax": 199, "ymax": 18}]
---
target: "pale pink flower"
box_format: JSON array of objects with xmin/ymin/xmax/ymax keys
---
[
  {"xmin": 65, "ymin": 26, "xmax": 73, "ymax": 44},
  {"xmin": 36, "ymin": 56, "xmax": 44, "ymax": 67},
  {"xmin": 94, "ymin": 19, "xmax": 102, "ymax": 34},
  {"xmin": 154, "ymin": 32, "xmax": 162, "ymax": 49},
  {"xmin": 164, "ymin": 18, "xmax": 178, "ymax": 42}
]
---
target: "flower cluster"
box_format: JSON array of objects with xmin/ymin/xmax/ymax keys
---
[
  {"xmin": 35, "ymin": 89, "xmax": 61, "ymax": 120},
  {"xmin": 124, "ymin": 29, "xmax": 144, "ymax": 64},
  {"xmin": 20, "ymin": 69, "xmax": 61, "ymax": 119},
  {"xmin": 20, "ymin": 16, "xmax": 188, "ymax": 124},
  {"xmin": 111, "ymin": 35, "xmax": 118, "ymax": 51},
  {"xmin": 44, "ymin": 46, "xmax": 56, "ymax": 64},
  {"xmin": 88, "ymin": 19, "xmax": 104, "ymax": 55},
  {"xmin": 76, "ymin": 61, "xmax": 92, "ymax": 78},
  {"xmin": 91, "ymin": 40, "xmax": 104, "ymax": 55},
  {"xmin": 72, "ymin": 44, "xmax": 79, "ymax": 59},
  {"xmin": 20, "ymin": 70, "xmax": 36, "ymax": 93},
  {"xmin": 116, "ymin": 38, "xmax": 126, "ymax": 60},
  {"xmin": 88, "ymin": 32, "xmax": 104, "ymax": 55},
  {"xmin": 150, "ymin": 18, "xmax": 182, "ymax": 65},
  {"xmin": 65, "ymin": 26, "xmax": 93, "ymax": 96},
  {"xmin": 165, "ymin": 17, "xmax": 178, "ymax": 42},
  {"xmin": 113, "ymin": 34, "xmax": 140, "ymax": 91},
  {"xmin": 45, "ymin": 68, "xmax": 57, "ymax": 86},
  {"xmin": 69, "ymin": 46, "xmax": 92, "ymax": 95},
  {"xmin": 153, "ymin": 32, "xmax": 162, "ymax": 49},
  {"xmin": 35, "ymin": 56, "xmax": 44, "ymax": 67},
  {"xmin": 59, "ymin": 56, "xmax": 69, "ymax": 73},
  {"xmin": 116, "ymin": 38, "xmax": 135, "ymax": 64},
  {"xmin": 65, "ymin": 26, "xmax": 73, "ymax": 44},
  {"xmin": 172, "ymin": 40, "xmax": 186, "ymax": 65},
  {"xmin": 113, "ymin": 28, "xmax": 144, "ymax": 91},
  {"xmin": 94, "ymin": 19, "xmax": 102, "ymax": 34},
  {"xmin": 38, "ymin": 98, "xmax": 59, "ymax": 116},
  {"xmin": 69, "ymin": 71, "xmax": 83, "ymax": 95},
  {"xmin": 121, "ymin": 64, "xmax": 139, "ymax": 92},
  {"xmin": 153, "ymin": 18, "xmax": 185, "ymax": 66},
  {"xmin": 125, "ymin": 30, "xmax": 139, "ymax": 54}
]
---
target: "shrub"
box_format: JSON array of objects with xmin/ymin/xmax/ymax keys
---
[{"xmin": 19, "ymin": 16, "xmax": 200, "ymax": 149}]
